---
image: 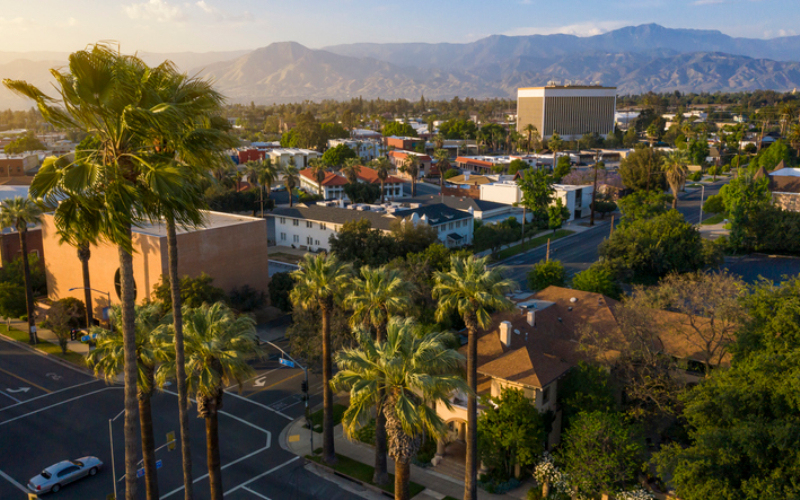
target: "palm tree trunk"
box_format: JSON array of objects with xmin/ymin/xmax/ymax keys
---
[
  {"xmin": 321, "ymin": 304, "xmax": 336, "ymax": 464},
  {"xmin": 395, "ymin": 459, "xmax": 411, "ymax": 500},
  {"xmin": 18, "ymin": 227, "xmax": 35, "ymax": 344},
  {"xmin": 411, "ymin": 177, "xmax": 416, "ymax": 197},
  {"xmin": 464, "ymin": 315, "xmax": 478, "ymax": 500},
  {"xmin": 205, "ymin": 410, "xmax": 223, "ymax": 500},
  {"xmin": 260, "ymin": 185, "xmax": 265, "ymax": 218},
  {"xmin": 119, "ymin": 235, "xmax": 140, "ymax": 500},
  {"xmin": 78, "ymin": 244, "xmax": 93, "ymax": 328},
  {"xmin": 381, "ymin": 180, "xmax": 385, "ymax": 203},
  {"xmin": 139, "ymin": 368, "xmax": 159, "ymax": 500},
  {"xmin": 167, "ymin": 216, "xmax": 194, "ymax": 500},
  {"xmin": 373, "ymin": 322, "xmax": 388, "ymax": 485}
]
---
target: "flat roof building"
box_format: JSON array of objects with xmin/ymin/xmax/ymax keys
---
[{"xmin": 517, "ymin": 85, "xmax": 617, "ymax": 141}]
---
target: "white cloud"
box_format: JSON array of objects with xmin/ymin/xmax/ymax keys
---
[
  {"xmin": 195, "ymin": 1, "xmax": 214, "ymax": 14},
  {"xmin": 693, "ymin": 0, "xmax": 725, "ymax": 5},
  {"xmin": 503, "ymin": 21, "xmax": 630, "ymax": 37},
  {"xmin": 124, "ymin": 0, "xmax": 184, "ymax": 22}
]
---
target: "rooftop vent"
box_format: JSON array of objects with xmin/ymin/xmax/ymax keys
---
[{"xmin": 570, "ymin": 297, "xmax": 578, "ymax": 303}]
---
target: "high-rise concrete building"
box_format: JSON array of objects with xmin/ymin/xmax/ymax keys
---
[{"xmin": 517, "ymin": 86, "xmax": 617, "ymax": 141}]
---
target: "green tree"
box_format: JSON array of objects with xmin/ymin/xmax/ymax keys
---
[
  {"xmin": 702, "ymin": 194, "xmax": 725, "ymax": 214},
  {"xmin": 152, "ymin": 273, "xmax": 227, "ymax": 310},
  {"xmin": 382, "ymin": 121, "xmax": 416, "ymax": 137},
  {"xmin": 370, "ymin": 156, "xmax": 392, "ymax": 204},
  {"xmin": 623, "ymin": 127, "xmax": 638, "ymax": 148},
  {"xmin": 560, "ymin": 411, "xmax": 644, "ymax": 497},
  {"xmin": 390, "ymin": 219, "xmax": 438, "ymax": 257},
  {"xmin": 155, "ymin": 302, "xmax": 260, "ymax": 500},
  {"xmin": 756, "ymin": 140, "xmax": 791, "ymax": 171},
  {"xmin": 3, "ymin": 131, "xmax": 46, "ymax": 154},
  {"xmin": 433, "ymin": 256, "xmax": 516, "ymax": 500},
  {"xmin": 308, "ymin": 157, "xmax": 327, "ymax": 197},
  {"xmin": 477, "ymin": 388, "xmax": 545, "ymax": 480},
  {"xmin": 523, "ymin": 124, "xmax": 540, "ymax": 153},
  {"xmin": 343, "ymin": 182, "xmax": 380, "ymax": 204},
  {"xmin": 345, "ymin": 267, "xmax": 414, "ymax": 484},
  {"xmin": 0, "ymin": 282, "xmax": 26, "ymax": 322},
  {"xmin": 89, "ymin": 304, "xmax": 164, "ymax": 500},
  {"xmin": 507, "ymin": 158, "xmax": 527, "ymax": 175},
  {"xmin": 527, "ymin": 259, "xmax": 566, "ymax": 290},
  {"xmin": 557, "ymin": 362, "xmax": 616, "ymax": 432},
  {"xmin": 290, "ymin": 253, "xmax": 353, "ymax": 465},
  {"xmin": 433, "ymin": 149, "xmax": 451, "ymax": 193},
  {"xmin": 282, "ymin": 161, "xmax": 300, "ymax": 208},
  {"xmin": 516, "ymin": 167, "xmax": 555, "ymax": 241},
  {"xmin": 268, "ymin": 272, "xmax": 294, "ymax": 312},
  {"xmin": 400, "ymin": 155, "xmax": 420, "ymax": 197},
  {"xmin": 553, "ymin": 156, "xmax": 572, "ymax": 182},
  {"xmin": 548, "ymin": 132, "xmax": 564, "ymax": 171},
  {"xmin": 547, "ymin": 198, "xmax": 569, "ymax": 233},
  {"xmin": 571, "ymin": 262, "xmax": 622, "ymax": 300},
  {"xmin": 329, "ymin": 219, "xmax": 397, "ymax": 268},
  {"xmin": 323, "ymin": 144, "xmax": 358, "ymax": 169},
  {"xmin": 619, "ymin": 147, "xmax": 667, "ymax": 191},
  {"xmin": 662, "ymin": 150, "xmax": 689, "ymax": 209},
  {"xmin": 720, "ymin": 169, "xmax": 771, "ymax": 250},
  {"xmin": 617, "ymin": 190, "xmax": 671, "ymax": 226},
  {"xmin": 0, "ymin": 196, "xmax": 42, "ymax": 344},
  {"xmin": 332, "ymin": 318, "xmax": 468, "ymax": 500}
]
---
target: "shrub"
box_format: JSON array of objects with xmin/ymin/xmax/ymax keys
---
[
  {"xmin": 228, "ymin": 284, "xmax": 267, "ymax": 312},
  {"xmin": 527, "ymin": 260, "xmax": 566, "ymax": 290},
  {"xmin": 268, "ymin": 272, "xmax": 295, "ymax": 312}
]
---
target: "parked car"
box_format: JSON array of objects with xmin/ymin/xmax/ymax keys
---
[{"xmin": 28, "ymin": 456, "xmax": 103, "ymax": 494}]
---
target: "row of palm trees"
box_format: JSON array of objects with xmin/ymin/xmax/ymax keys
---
[
  {"xmin": 4, "ymin": 44, "xmax": 236, "ymax": 500},
  {"xmin": 290, "ymin": 252, "xmax": 516, "ymax": 500}
]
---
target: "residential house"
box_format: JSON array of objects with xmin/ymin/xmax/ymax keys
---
[
  {"xmin": 268, "ymin": 148, "xmax": 321, "ymax": 169},
  {"xmin": 328, "ymin": 138, "xmax": 387, "ymax": 162},
  {"xmin": 299, "ymin": 166, "xmax": 404, "ymax": 201},
  {"xmin": 388, "ymin": 150, "xmax": 432, "ymax": 178},
  {"xmin": 755, "ymin": 161, "xmax": 800, "ymax": 211},
  {"xmin": 408, "ymin": 194, "xmax": 522, "ymax": 224},
  {"xmin": 479, "ymin": 181, "xmax": 593, "ymax": 222}
]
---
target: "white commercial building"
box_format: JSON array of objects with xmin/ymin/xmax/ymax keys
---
[
  {"xmin": 517, "ymin": 85, "xmax": 617, "ymax": 141},
  {"xmin": 267, "ymin": 148, "xmax": 321, "ymax": 169}
]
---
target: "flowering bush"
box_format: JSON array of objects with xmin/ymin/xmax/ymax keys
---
[
  {"xmin": 532, "ymin": 453, "xmax": 574, "ymax": 499},
  {"xmin": 616, "ymin": 488, "xmax": 655, "ymax": 500}
]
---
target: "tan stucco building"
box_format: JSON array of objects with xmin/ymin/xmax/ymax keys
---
[
  {"xmin": 517, "ymin": 85, "xmax": 617, "ymax": 141},
  {"xmin": 42, "ymin": 211, "xmax": 269, "ymax": 318}
]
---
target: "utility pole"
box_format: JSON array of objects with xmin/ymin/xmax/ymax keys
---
[
  {"xmin": 590, "ymin": 149, "xmax": 601, "ymax": 226},
  {"xmin": 698, "ymin": 184, "xmax": 705, "ymax": 225}
]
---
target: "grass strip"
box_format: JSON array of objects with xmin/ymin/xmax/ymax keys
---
[
  {"xmin": 307, "ymin": 453, "xmax": 425, "ymax": 497},
  {"xmin": 3, "ymin": 326, "xmax": 86, "ymax": 367},
  {"xmin": 495, "ymin": 229, "xmax": 574, "ymax": 261},
  {"xmin": 701, "ymin": 213, "xmax": 726, "ymax": 225},
  {"xmin": 309, "ymin": 403, "xmax": 347, "ymax": 432}
]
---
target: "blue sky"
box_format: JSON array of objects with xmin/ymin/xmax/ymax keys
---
[{"xmin": 1, "ymin": 0, "xmax": 798, "ymax": 53}]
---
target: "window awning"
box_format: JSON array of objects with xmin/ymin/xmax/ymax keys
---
[{"xmin": 447, "ymin": 233, "xmax": 464, "ymax": 241}]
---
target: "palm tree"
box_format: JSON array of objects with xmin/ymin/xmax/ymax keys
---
[
  {"xmin": 282, "ymin": 161, "xmax": 300, "ymax": 208},
  {"xmin": 789, "ymin": 123, "xmax": 800, "ymax": 158},
  {"xmin": 341, "ymin": 157, "xmax": 362, "ymax": 185},
  {"xmin": 243, "ymin": 161, "xmax": 261, "ymax": 190},
  {"xmin": 0, "ymin": 196, "xmax": 42, "ymax": 343},
  {"xmin": 88, "ymin": 304, "xmax": 163, "ymax": 500},
  {"xmin": 7, "ymin": 44, "xmax": 195, "ymax": 500},
  {"xmin": 370, "ymin": 157, "xmax": 391, "ymax": 203},
  {"xmin": 345, "ymin": 266, "xmax": 414, "ymax": 484},
  {"xmin": 433, "ymin": 256, "xmax": 516, "ymax": 500},
  {"xmin": 433, "ymin": 149, "xmax": 451, "ymax": 194},
  {"xmin": 290, "ymin": 253, "xmax": 353, "ymax": 465},
  {"xmin": 548, "ymin": 131, "xmax": 563, "ymax": 172},
  {"xmin": 662, "ymin": 150, "xmax": 689, "ymax": 209},
  {"xmin": 400, "ymin": 155, "xmax": 420, "ymax": 197},
  {"xmin": 154, "ymin": 302, "xmax": 259, "ymax": 500},
  {"xmin": 332, "ymin": 318, "xmax": 469, "ymax": 500},
  {"xmin": 523, "ymin": 124, "xmax": 540, "ymax": 153},
  {"xmin": 308, "ymin": 158, "xmax": 328, "ymax": 197}
]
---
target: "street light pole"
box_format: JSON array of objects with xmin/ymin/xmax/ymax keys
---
[
  {"xmin": 699, "ymin": 184, "xmax": 705, "ymax": 224},
  {"xmin": 109, "ymin": 409, "xmax": 124, "ymax": 500},
  {"xmin": 263, "ymin": 340, "xmax": 312, "ymax": 453},
  {"xmin": 590, "ymin": 149, "xmax": 602, "ymax": 226}
]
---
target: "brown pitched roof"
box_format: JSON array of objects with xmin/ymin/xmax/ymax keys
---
[{"xmin": 356, "ymin": 165, "xmax": 403, "ymax": 185}]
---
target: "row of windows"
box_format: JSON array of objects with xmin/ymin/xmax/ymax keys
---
[
  {"xmin": 278, "ymin": 218, "xmax": 328, "ymax": 231},
  {"xmin": 279, "ymin": 233, "xmax": 322, "ymax": 246},
  {"xmin": 436, "ymin": 220, "xmax": 467, "ymax": 232}
]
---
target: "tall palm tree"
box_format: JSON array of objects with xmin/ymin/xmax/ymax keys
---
[
  {"xmin": 341, "ymin": 157, "xmax": 362, "ymax": 185},
  {"xmin": 258, "ymin": 158, "xmax": 278, "ymax": 215},
  {"xmin": 154, "ymin": 302, "xmax": 259, "ymax": 500},
  {"xmin": 789, "ymin": 123, "xmax": 800, "ymax": 158},
  {"xmin": 400, "ymin": 155, "xmax": 420, "ymax": 197},
  {"xmin": 332, "ymin": 318, "xmax": 469, "ymax": 500},
  {"xmin": 433, "ymin": 256, "xmax": 516, "ymax": 500},
  {"xmin": 243, "ymin": 161, "xmax": 261, "ymax": 190},
  {"xmin": 290, "ymin": 253, "xmax": 353, "ymax": 465},
  {"xmin": 662, "ymin": 150, "xmax": 689, "ymax": 209},
  {"xmin": 7, "ymin": 44, "xmax": 193, "ymax": 500},
  {"xmin": 548, "ymin": 131, "xmax": 563, "ymax": 172},
  {"xmin": 523, "ymin": 124, "xmax": 540, "ymax": 153},
  {"xmin": 308, "ymin": 158, "xmax": 328, "ymax": 197},
  {"xmin": 88, "ymin": 304, "xmax": 163, "ymax": 500},
  {"xmin": 345, "ymin": 266, "xmax": 414, "ymax": 484},
  {"xmin": 0, "ymin": 196, "xmax": 42, "ymax": 344},
  {"xmin": 282, "ymin": 162, "xmax": 300, "ymax": 208},
  {"xmin": 433, "ymin": 149, "xmax": 451, "ymax": 194},
  {"xmin": 370, "ymin": 157, "xmax": 391, "ymax": 203}
]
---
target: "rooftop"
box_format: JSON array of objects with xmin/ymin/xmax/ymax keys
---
[
  {"xmin": 270, "ymin": 202, "xmax": 472, "ymax": 231},
  {"xmin": 133, "ymin": 211, "xmax": 264, "ymax": 238},
  {"xmin": 300, "ymin": 168, "xmax": 348, "ymax": 187},
  {"xmin": 408, "ymin": 194, "xmax": 509, "ymax": 213}
]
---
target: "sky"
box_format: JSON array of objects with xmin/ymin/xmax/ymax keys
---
[{"xmin": 0, "ymin": 0, "xmax": 798, "ymax": 54}]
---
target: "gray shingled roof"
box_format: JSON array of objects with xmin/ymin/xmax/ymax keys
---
[
  {"xmin": 407, "ymin": 194, "xmax": 509, "ymax": 213},
  {"xmin": 270, "ymin": 202, "xmax": 471, "ymax": 231}
]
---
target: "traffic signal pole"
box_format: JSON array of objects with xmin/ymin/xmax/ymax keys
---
[{"xmin": 263, "ymin": 340, "xmax": 312, "ymax": 454}]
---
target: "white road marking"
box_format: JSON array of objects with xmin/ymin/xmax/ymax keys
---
[
  {"xmin": 0, "ymin": 468, "xmax": 28, "ymax": 493},
  {"xmin": 223, "ymin": 456, "xmax": 300, "ymax": 497},
  {"xmin": 0, "ymin": 390, "xmax": 21, "ymax": 403},
  {"xmin": 0, "ymin": 377, "xmax": 101, "ymax": 413},
  {"xmin": 224, "ymin": 390, "xmax": 293, "ymax": 421},
  {"xmin": 226, "ymin": 367, "xmax": 281, "ymax": 391},
  {"xmin": 0, "ymin": 387, "xmax": 120, "ymax": 426},
  {"xmin": 243, "ymin": 486, "xmax": 272, "ymax": 500}
]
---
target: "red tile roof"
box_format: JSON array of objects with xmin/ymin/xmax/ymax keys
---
[
  {"xmin": 456, "ymin": 157, "xmax": 494, "ymax": 167},
  {"xmin": 356, "ymin": 166, "xmax": 404, "ymax": 185},
  {"xmin": 388, "ymin": 150, "xmax": 432, "ymax": 161},
  {"xmin": 300, "ymin": 168, "xmax": 348, "ymax": 186}
]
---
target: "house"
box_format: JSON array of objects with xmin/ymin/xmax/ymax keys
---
[
  {"xmin": 0, "ymin": 154, "xmax": 38, "ymax": 176},
  {"xmin": 0, "ymin": 227, "xmax": 44, "ymax": 268},
  {"xmin": 388, "ymin": 150, "xmax": 432, "ymax": 178},
  {"xmin": 267, "ymin": 201, "xmax": 473, "ymax": 252},
  {"xmin": 267, "ymin": 148, "xmax": 321, "ymax": 169},
  {"xmin": 236, "ymin": 148, "xmax": 267, "ymax": 164},
  {"xmin": 327, "ymin": 138, "xmax": 387, "ymax": 162},
  {"xmin": 384, "ymin": 136, "xmax": 425, "ymax": 151},
  {"xmin": 435, "ymin": 286, "xmax": 730, "ymax": 452},
  {"xmin": 299, "ymin": 166, "xmax": 405, "ymax": 201},
  {"xmin": 478, "ymin": 181, "xmax": 594, "ymax": 222},
  {"xmin": 408, "ymin": 194, "xmax": 522, "ymax": 224},
  {"xmin": 755, "ymin": 161, "xmax": 800, "ymax": 211}
]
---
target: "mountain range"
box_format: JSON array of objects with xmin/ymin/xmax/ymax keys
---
[{"xmin": 1, "ymin": 24, "xmax": 800, "ymax": 110}]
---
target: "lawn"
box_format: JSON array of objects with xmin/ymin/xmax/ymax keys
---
[
  {"xmin": 495, "ymin": 229, "xmax": 574, "ymax": 261},
  {"xmin": 2, "ymin": 326, "xmax": 86, "ymax": 367},
  {"xmin": 268, "ymin": 252, "xmax": 304, "ymax": 265},
  {"xmin": 307, "ymin": 453, "xmax": 426, "ymax": 498},
  {"xmin": 701, "ymin": 213, "xmax": 727, "ymax": 225},
  {"xmin": 309, "ymin": 403, "xmax": 347, "ymax": 432}
]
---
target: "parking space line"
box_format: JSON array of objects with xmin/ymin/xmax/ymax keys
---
[
  {"xmin": 223, "ymin": 456, "xmax": 300, "ymax": 497},
  {"xmin": 0, "ymin": 468, "xmax": 28, "ymax": 493},
  {"xmin": 243, "ymin": 486, "xmax": 272, "ymax": 500},
  {"xmin": 0, "ymin": 366, "xmax": 52, "ymax": 393},
  {"xmin": 224, "ymin": 391, "xmax": 293, "ymax": 421},
  {"xmin": 0, "ymin": 387, "xmax": 120, "ymax": 427},
  {"xmin": 0, "ymin": 379, "xmax": 101, "ymax": 413},
  {"xmin": 0, "ymin": 390, "xmax": 21, "ymax": 403}
]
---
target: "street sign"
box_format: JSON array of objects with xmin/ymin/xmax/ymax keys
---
[
  {"xmin": 136, "ymin": 468, "xmax": 144, "ymax": 478},
  {"xmin": 166, "ymin": 431, "xmax": 176, "ymax": 451},
  {"xmin": 103, "ymin": 307, "xmax": 110, "ymax": 320},
  {"xmin": 156, "ymin": 460, "xmax": 162, "ymax": 470},
  {"xmin": 279, "ymin": 358, "xmax": 295, "ymax": 368}
]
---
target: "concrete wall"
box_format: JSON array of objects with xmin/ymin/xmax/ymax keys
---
[{"xmin": 480, "ymin": 182, "xmax": 521, "ymax": 205}]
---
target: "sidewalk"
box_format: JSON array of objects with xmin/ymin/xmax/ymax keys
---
[
  {"xmin": 7, "ymin": 317, "xmax": 92, "ymax": 355},
  {"xmin": 282, "ymin": 417, "xmax": 530, "ymax": 500}
]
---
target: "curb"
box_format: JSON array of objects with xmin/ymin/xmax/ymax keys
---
[{"xmin": 0, "ymin": 331, "xmax": 94, "ymax": 377}]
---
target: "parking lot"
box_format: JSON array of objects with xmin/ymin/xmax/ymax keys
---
[{"xmin": 0, "ymin": 336, "xmax": 353, "ymax": 500}]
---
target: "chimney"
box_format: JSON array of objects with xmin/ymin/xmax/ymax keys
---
[
  {"xmin": 499, "ymin": 321, "xmax": 512, "ymax": 347},
  {"xmin": 527, "ymin": 310, "xmax": 535, "ymax": 327}
]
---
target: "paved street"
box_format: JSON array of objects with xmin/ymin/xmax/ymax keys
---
[{"xmin": 0, "ymin": 335, "xmax": 357, "ymax": 500}]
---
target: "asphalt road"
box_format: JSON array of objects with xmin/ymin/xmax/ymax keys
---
[
  {"xmin": 0, "ymin": 335, "xmax": 357, "ymax": 500},
  {"xmin": 503, "ymin": 181, "xmax": 726, "ymax": 289}
]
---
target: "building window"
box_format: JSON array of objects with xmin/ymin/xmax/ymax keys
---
[
  {"xmin": 315, "ymin": 240, "xmax": 320, "ymax": 245},
  {"xmin": 307, "ymin": 236, "xmax": 313, "ymax": 245},
  {"xmin": 449, "ymin": 222, "xmax": 454, "ymax": 230},
  {"xmin": 293, "ymin": 219, "xmax": 299, "ymax": 226},
  {"xmin": 280, "ymin": 232, "xmax": 286, "ymax": 241},
  {"xmin": 306, "ymin": 221, "xmax": 313, "ymax": 228},
  {"xmin": 320, "ymin": 223, "xmax": 327, "ymax": 230},
  {"xmin": 439, "ymin": 225, "xmax": 445, "ymax": 233},
  {"xmin": 293, "ymin": 235, "xmax": 299, "ymax": 243},
  {"xmin": 279, "ymin": 217, "xmax": 286, "ymax": 225},
  {"xmin": 542, "ymin": 387, "xmax": 550, "ymax": 404}
]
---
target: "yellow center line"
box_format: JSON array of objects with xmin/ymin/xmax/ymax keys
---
[
  {"xmin": 0, "ymin": 366, "xmax": 53, "ymax": 394},
  {"xmin": 245, "ymin": 371, "xmax": 303, "ymax": 399}
]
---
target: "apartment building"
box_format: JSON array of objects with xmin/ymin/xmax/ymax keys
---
[
  {"xmin": 327, "ymin": 138, "xmax": 387, "ymax": 162},
  {"xmin": 299, "ymin": 166, "xmax": 405, "ymax": 201}
]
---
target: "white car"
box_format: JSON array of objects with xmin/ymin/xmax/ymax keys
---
[{"xmin": 28, "ymin": 456, "xmax": 103, "ymax": 494}]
